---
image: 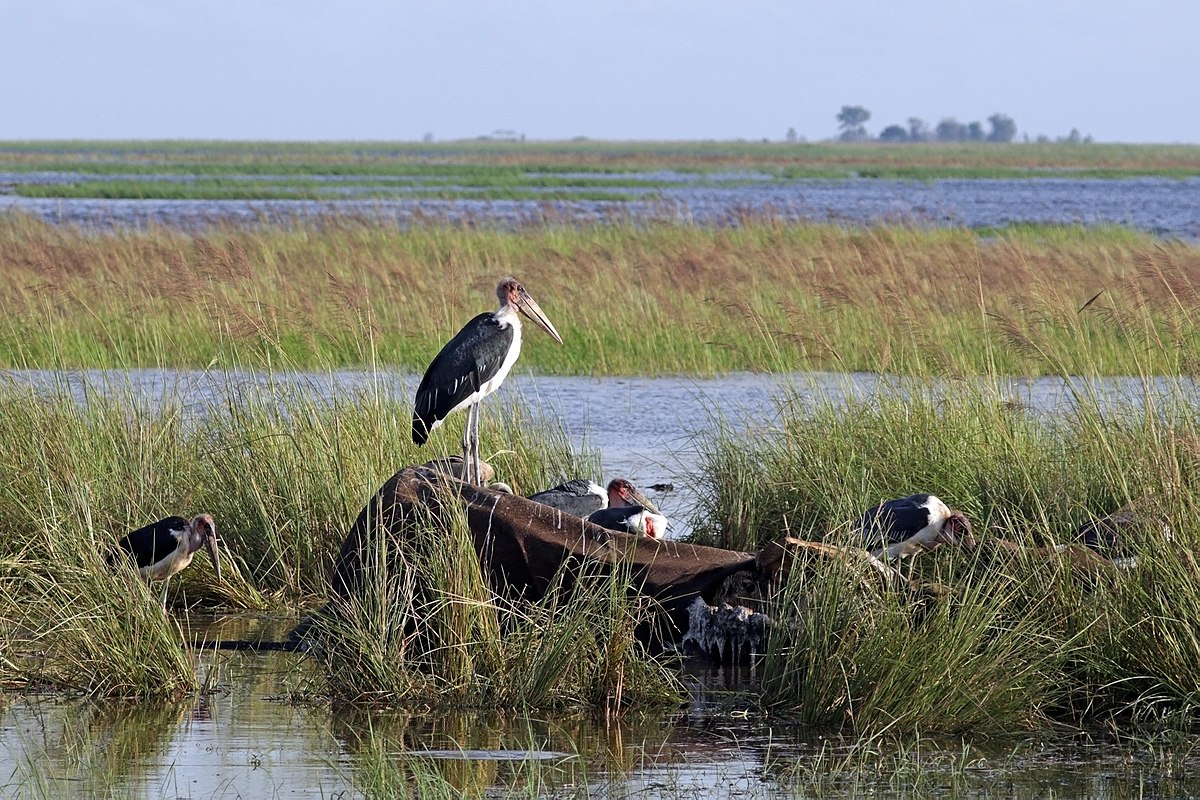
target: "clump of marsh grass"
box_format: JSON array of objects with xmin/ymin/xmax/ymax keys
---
[
  {"xmin": 311, "ymin": 487, "xmax": 681, "ymax": 711},
  {"xmin": 1095, "ymin": 538, "xmax": 1200, "ymax": 713},
  {"xmin": 693, "ymin": 374, "xmax": 1200, "ymax": 730},
  {"xmin": 0, "ymin": 369, "xmax": 602, "ymax": 700},
  {"xmin": 760, "ymin": 553, "xmax": 1065, "ymax": 732},
  {"xmin": 0, "ymin": 380, "xmax": 260, "ymax": 609},
  {"xmin": 0, "ymin": 537, "xmax": 196, "ymax": 698},
  {"xmin": 689, "ymin": 374, "xmax": 1184, "ymax": 553}
]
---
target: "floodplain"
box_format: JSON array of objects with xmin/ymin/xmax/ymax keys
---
[{"xmin": 2, "ymin": 140, "xmax": 1200, "ymax": 797}]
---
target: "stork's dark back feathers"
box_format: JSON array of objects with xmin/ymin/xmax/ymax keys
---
[
  {"xmin": 859, "ymin": 493, "xmax": 943, "ymax": 549},
  {"xmin": 412, "ymin": 312, "xmax": 515, "ymax": 445},
  {"xmin": 111, "ymin": 516, "xmax": 188, "ymax": 569}
]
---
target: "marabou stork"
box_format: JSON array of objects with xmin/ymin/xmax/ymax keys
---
[
  {"xmin": 412, "ymin": 277, "xmax": 563, "ymax": 485},
  {"xmin": 857, "ymin": 493, "xmax": 973, "ymax": 558},
  {"xmin": 1073, "ymin": 504, "xmax": 1173, "ymax": 568},
  {"xmin": 528, "ymin": 477, "xmax": 659, "ymax": 518},
  {"xmin": 587, "ymin": 505, "xmax": 668, "ymax": 540},
  {"xmin": 110, "ymin": 514, "xmax": 222, "ymax": 610}
]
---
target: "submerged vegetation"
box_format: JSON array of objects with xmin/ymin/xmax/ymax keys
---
[{"xmin": 2, "ymin": 212, "xmax": 1199, "ymax": 376}]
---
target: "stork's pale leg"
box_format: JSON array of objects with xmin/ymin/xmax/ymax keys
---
[
  {"xmin": 460, "ymin": 402, "xmax": 475, "ymax": 484},
  {"xmin": 470, "ymin": 401, "xmax": 482, "ymax": 485},
  {"xmin": 158, "ymin": 578, "xmax": 170, "ymax": 611}
]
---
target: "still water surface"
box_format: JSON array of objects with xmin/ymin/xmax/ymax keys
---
[{"xmin": 3, "ymin": 616, "xmax": 1198, "ymax": 798}]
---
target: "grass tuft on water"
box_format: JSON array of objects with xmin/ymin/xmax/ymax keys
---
[
  {"xmin": 0, "ymin": 543, "xmax": 197, "ymax": 698},
  {"xmin": 691, "ymin": 372, "xmax": 1200, "ymax": 731},
  {"xmin": 312, "ymin": 485, "xmax": 681, "ymax": 710}
]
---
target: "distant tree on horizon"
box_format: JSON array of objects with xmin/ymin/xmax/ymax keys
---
[
  {"xmin": 908, "ymin": 117, "xmax": 929, "ymax": 142},
  {"xmin": 987, "ymin": 114, "xmax": 1017, "ymax": 142},
  {"xmin": 848, "ymin": 107, "xmax": 1023, "ymax": 144},
  {"xmin": 936, "ymin": 118, "xmax": 969, "ymax": 142},
  {"xmin": 837, "ymin": 105, "xmax": 871, "ymax": 141}
]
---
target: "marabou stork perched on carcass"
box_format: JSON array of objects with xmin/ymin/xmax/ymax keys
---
[
  {"xmin": 528, "ymin": 477, "xmax": 660, "ymax": 519},
  {"xmin": 857, "ymin": 493, "xmax": 975, "ymax": 560},
  {"xmin": 110, "ymin": 514, "xmax": 222, "ymax": 610},
  {"xmin": 412, "ymin": 277, "xmax": 563, "ymax": 485}
]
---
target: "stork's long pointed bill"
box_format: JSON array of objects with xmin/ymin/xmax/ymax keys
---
[
  {"xmin": 517, "ymin": 291, "xmax": 564, "ymax": 344},
  {"xmin": 629, "ymin": 488, "xmax": 661, "ymax": 515},
  {"xmin": 206, "ymin": 532, "xmax": 222, "ymax": 583}
]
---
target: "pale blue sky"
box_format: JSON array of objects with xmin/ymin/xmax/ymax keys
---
[{"xmin": 2, "ymin": 1, "xmax": 1195, "ymax": 143}]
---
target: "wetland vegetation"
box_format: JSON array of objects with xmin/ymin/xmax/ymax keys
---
[
  {"xmin": 3, "ymin": 141, "xmax": 1200, "ymax": 794},
  {"xmin": 2, "ymin": 211, "xmax": 1200, "ymax": 734},
  {"xmin": 2, "ymin": 212, "xmax": 1198, "ymax": 376},
  {"xmin": 4, "ymin": 139, "xmax": 1200, "ymax": 184}
]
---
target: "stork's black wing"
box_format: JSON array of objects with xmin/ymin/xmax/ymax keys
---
[
  {"xmin": 529, "ymin": 479, "xmax": 606, "ymax": 517},
  {"xmin": 1073, "ymin": 510, "xmax": 1138, "ymax": 557},
  {"xmin": 587, "ymin": 505, "xmax": 643, "ymax": 534},
  {"xmin": 112, "ymin": 516, "xmax": 186, "ymax": 569},
  {"xmin": 412, "ymin": 313, "xmax": 515, "ymax": 445},
  {"xmin": 858, "ymin": 494, "xmax": 934, "ymax": 548}
]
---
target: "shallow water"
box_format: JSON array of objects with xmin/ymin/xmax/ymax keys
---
[
  {"xmin": 3, "ymin": 175, "xmax": 1199, "ymax": 238},
  {"xmin": 2, "ymin": 617, "xmax": 1198, "ymax": 798}
]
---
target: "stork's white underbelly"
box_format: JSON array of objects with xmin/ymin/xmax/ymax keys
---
[{"xmin": 140, "ymin": 546, "xmax": 194, "ymax": 582}]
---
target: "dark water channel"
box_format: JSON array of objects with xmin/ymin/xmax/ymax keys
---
[{"xmin": 4, "ymin": 370, "xmax": 1200, "ymax": 797}]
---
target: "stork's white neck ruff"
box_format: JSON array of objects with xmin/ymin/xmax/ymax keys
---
[{"xmin": 480, "ymin": 306, "xmax": 522, "ymax": 400}]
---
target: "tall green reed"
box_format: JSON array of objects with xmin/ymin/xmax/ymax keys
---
[{"xmin": 693, "ymin": 374, "xmax": 1200, "ymax": 730}]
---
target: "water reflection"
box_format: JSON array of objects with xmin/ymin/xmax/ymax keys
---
[
  {"xmin": 6, "ymin": 698, "xmax": 190, "ymax": 797},
  {"xmin": 4, "ymin": 648, "xmax": 1200, "ymax": 798}
]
